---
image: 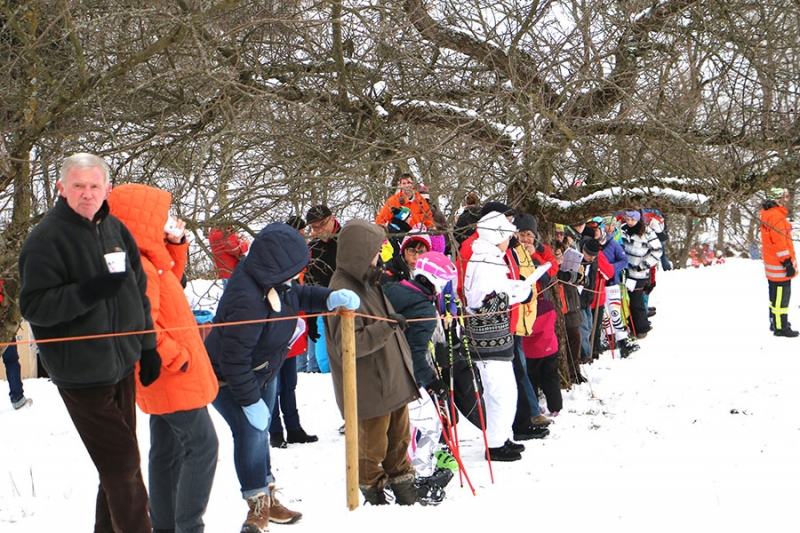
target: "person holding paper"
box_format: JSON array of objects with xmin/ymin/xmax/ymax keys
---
[{"xmin": 19, "ymin": 153, "xmax": 159, "ymax": 533}]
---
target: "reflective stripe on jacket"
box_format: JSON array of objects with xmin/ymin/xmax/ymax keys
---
[{"xmin": 760, "ymin": 203, "xmax": 797, "ymax": 282}]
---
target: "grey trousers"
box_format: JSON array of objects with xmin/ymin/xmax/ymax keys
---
[{"xmin": 149, "ymin": 407, "xmax": 219, "ymax": 533}]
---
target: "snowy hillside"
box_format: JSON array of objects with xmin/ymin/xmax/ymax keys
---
[{"xmin": 2, "ymin": 258, "xmax": 798, "ymax": 533}]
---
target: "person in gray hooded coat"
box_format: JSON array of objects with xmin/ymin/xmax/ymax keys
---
[{"xmin": 324, "ymin": 219, "xmax": 421, "ymax": 505}]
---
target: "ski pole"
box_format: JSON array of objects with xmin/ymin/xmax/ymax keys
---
[
  {"xmin": 443, "ymin": 294, "xmax": 465, "ymax": 488},
  {"xmin": 454, "ymin": 298, "xmax": 494, "ymax": 484},
  {"xmin": 430, "ymin": 389, "xmax": 476, "ymax": 495}
]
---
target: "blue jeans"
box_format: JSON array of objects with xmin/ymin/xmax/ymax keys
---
[
  {"xmin": 2, "ymin": 345, "xmax": 24, "ymax": 404},
  {"xmin": 579, "ymin": 307, "xmax": 593, "ymax": 358},
  {"xmin": 149, "ymin": 407, "xmax": 219, "ymax": 533},
  {"xmin": 514, "ymin": 336, "xmax": 541, "ymax": 417},
  {"xmin": 269, "ymin": 360, "xmax": 300, "ymax": 434},
  {"xmin": 295, "ymin": 342, "xmax": 320, "ymax": 373},
  {"xmin": 212, "ymin": 378, "xmax": 278, "ymax": 498}
]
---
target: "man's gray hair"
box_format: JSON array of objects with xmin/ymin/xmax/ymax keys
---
[{"xmin": 59, "ymin": 153, "xmax": 111, "ymax": 185}]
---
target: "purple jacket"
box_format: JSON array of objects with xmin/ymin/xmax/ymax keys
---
[{"xmin": 601, "ymin": 237, "xmax": 629, "ymax": 285}]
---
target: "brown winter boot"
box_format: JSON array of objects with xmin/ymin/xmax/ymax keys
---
[
  {"xmin": 242, "ymin": 492, "xmax": 269, "ymax": 533},
  {"xmin": 267, "ymin": 483, "xmax": 302, "ymax": 524}
]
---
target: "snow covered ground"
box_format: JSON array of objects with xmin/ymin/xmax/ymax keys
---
[{"xmin": 2, "ymin": 258, "xmax": 798, "ymax": 533}]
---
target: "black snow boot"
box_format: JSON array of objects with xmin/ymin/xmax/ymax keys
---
[
  {"xmin": 618, "ymin": 338, "xmax": 641, "ymax": 358},
  {"xmin": 270, "ymin": 432, "xmax": 286, "ymax": 449},
  {"xmin": 359, "ymin": 485, "xmax": 388, "ymax": 505},
  {"xmin": 388, "ymin": 474, "xmax": 418, "ymax": 505},
  {"xmin": 286, "ymin": 428, "xmax": 318, "ymax": 444},
  {"xmin": 486, "ymin": 441, "xmax": 522, "ymax": 462}
]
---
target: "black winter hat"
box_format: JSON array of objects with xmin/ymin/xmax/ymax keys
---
[
  {"xmin": 286, "ymin": 216, "xmax": 306, "ymax": 230},
  {"xmin": 481, "ymin": 201, "xmax": 516, "ymax": 218},
  {"xmin": 515, "ymin": 213, "xmax": 538, "ymax": 234},
  {"xmin": 583, "ymin": 238, "xmax": 601, "ymax": 256},
  {"xmin": 306, "ymin": 204, "xmax": 332, "ymax": 224}
]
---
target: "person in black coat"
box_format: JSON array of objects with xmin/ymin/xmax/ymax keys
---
[{"xmin": 19, "ymin": 153, "xmax": 159, "ymax": 532}]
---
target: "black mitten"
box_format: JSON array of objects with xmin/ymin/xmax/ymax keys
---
[
  {"xmin": 306, "ymin": 316, "xmax": 320, "ymax": 342},
  {"xmin": 426, "ymin": 378, "xmax": 449, "ymax": 398},
  {"xmin": 77, "ymin": 272, "xmax": 129, "ymax": 305},
  {"xmin": 783, "ymin": 259, "xmax": 796, "ymax": 278},
  {"xmin": 139, "ymin": 348, "xmax": 162, "ymax": 387},
  {"xmin": 388, "ymin": 313, "xmax": 407, "ymax": 331}
]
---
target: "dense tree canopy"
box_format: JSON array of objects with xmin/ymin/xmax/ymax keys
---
[{"xmin": 2, "ymin": 0, "xmax": 798, "ymax": 334}]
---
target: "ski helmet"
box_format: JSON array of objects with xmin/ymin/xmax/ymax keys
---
[{"xmin": 412, "ymin": 252, "xmax": 457, "ymax": 294}]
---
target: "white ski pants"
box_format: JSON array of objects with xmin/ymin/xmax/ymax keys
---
[{"xmin": 475, "ymin": 360, "xmax": 517, "ymax": 448}]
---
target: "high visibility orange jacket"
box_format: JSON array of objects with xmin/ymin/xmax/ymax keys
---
[
  {"xmin": 760, "ymin": 202, "xmax": 797, "ymax": 282},
  {"xmin": 108, "ymin": 184, "xmax": 218, "ymax": 415},
  {"xmin": 375, "ymin": 191, "xmax": 435, "ymax": 229}
]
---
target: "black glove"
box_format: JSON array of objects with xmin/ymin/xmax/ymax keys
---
[
  {"xmin": 77, "ymin": 271, "xmax": 129, "ymax": 305},
  {"xmin": 783, "ymin": 259, "xmax": 796, "ymax": 278},
  {"xmin": 139, "ymin": 348, "xmax": 162, "ymax": 387},
  {"xmin": 388, "ymin": 313, "xmax": 407, "ymax": 331},
  {"xmin": 426, "ymin": 378, "xmax": 448, "ymax": 398},
  {"xmin": 306, "ymin": 316, "xmax": 320, "ymax": 342}
]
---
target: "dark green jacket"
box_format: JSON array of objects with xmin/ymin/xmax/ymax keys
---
[{"xmin": 19, "ymin": 197, "xmax": 155, "ymax": 389}]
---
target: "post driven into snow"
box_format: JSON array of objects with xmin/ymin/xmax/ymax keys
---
[{"xmin": 339, "ymin": 309, "xmax": 359, "ymax": 510}]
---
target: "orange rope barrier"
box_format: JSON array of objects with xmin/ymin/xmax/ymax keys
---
[{"xmin": 0, "ymin": 277, "xmax": 630, "ymax": 349}]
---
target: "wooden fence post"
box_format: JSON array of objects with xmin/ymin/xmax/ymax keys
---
[{"xmin": 339, "ymin": 309, "xmax": 359, "ymax": 510}]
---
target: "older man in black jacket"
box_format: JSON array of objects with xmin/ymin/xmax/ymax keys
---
[{"xmin": 19, "ymin": 153, "xmax": 160, "ymax": 533}]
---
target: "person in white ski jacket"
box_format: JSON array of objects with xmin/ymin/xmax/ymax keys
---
[{"xmin": 462, "ymin": 212, "xmax": 538, "ymax": 462}]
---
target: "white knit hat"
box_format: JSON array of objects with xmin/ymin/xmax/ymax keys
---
[{"xmin": 477, "ymin": 211, "xmax": 517, "ymax": 245}]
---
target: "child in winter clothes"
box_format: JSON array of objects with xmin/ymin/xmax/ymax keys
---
[
  {"xmin": 325, "ymin": 220, "xmax": 421, "ymax": 506},
  {"xmin": 384, "ymin": 251, "xmax": 459, "ymax": 503},
  {"xmin": 594, "ymin": 218, "xmax": 639, "ymax": 358}
]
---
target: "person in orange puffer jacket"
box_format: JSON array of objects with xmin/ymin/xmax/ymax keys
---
[
  {"xmin": 760, "ymin": 187, "xmax": 799, "ymax": 337},
  {"xmin": 108, "ymin": 183, "xmax": 220, "ymax": 533}
]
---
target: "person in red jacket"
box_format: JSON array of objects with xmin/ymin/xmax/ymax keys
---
[
  {"xmin": 109, "ymin": 184, "xmax": 220, "ymax": 533},
  {"xmin": 760, "ymin": 187, "xmax": 798, "ymax": 337},
  {"xmin": 209, "ymin": 226, "xmax": 250, "ymax": 286}
]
